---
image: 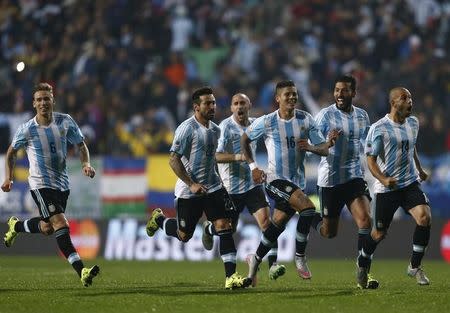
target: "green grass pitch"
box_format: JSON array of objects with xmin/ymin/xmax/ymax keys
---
[{"xmin": 1, "ymin": 256, "xmax": 449, "ymax": 313}]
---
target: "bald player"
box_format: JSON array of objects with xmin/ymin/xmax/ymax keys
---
[
  {"xmin": 357, "ymin": 87, "xmax": 432, "ymax": 287},
  {"xmin": 212, "ymin": 93, "xmax": 286, "ymax": 283}
]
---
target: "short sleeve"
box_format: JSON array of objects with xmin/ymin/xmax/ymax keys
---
[
  {"xmin": 245, "ymin": 115, "xmax": 266, "ymax": 141},
  {"xmin": 308, "ymin": 114, "xmax": 326, "ymax": 145},
  {"xmin": 66, "ymin": 115, "xmax": 84, "ymax": 145},
  {"xmin": 170, "ymin": 123, "xmax": 192, "ymax": 156},
  {"xmin": 11, "ymin": 124, "xmax": 28, "ymax": 150},
  {"xmin": 365, "ymin": 125, "xmax": 383, "ymax": 156}
]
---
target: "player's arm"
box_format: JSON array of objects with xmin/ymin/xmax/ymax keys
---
[
  {"xmin": 298, "ymin": 140, "xmax": 329, "ymax": 156},
  {"xmin": 1, "ymin": 145, "xmax": 18, "ymax": 192},
  {"xmin": 78, "ymin": 141, "xmax": 95, "ymax": 178},
  {"xmin": 215, "ymin": 152, "xmax": 245, "ymax": 163},
  {"xmin": 413, "ymin": 147, "xmax": 428, "ymax": 181},
  {"xmin": 169, "ymin": 152, "xmax": 206, "ymax": 194},
  {"xmin": 241, "ymin": 133, "xmax": 265, "ymax": 184},
  {"xmin": 366, "ymin": 155, "xmax": 396, "ymax": 189}
]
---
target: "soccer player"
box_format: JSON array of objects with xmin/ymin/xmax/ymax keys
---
[
  {"xmin": 145, "ymin": 86, "xmax": 251, "ymax": 290},
  {"xmin": 358, "ymin": 87, "xmax": 432, "ymax": 286},
  {"xmin": 2, "ymin": 82, "xmax": 100, "ymax": 287},
  {"xmin": 215, "ymin": 93, "xmax": 286, "ymax": 283},
  {"xmin": 312, "ymin": 75, "xmax": 378, "ymax": 289},
  {"xmin": 241, "ymin": 80, "xmax": 338, "ymax": 285}
]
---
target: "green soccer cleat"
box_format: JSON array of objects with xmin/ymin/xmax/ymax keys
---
[
  {"xmin": 146, "ymin": 208, "xmax": 164, "ymax": 237},
  {"xmin": 269, "ymin": 263, "xmax": 286, "ymax": 280},
  {"xmin": 367, "ymin": 273, "xmax": 379, "ymax": 289},
  {"xmin": 224, "ymin": 272, "xmax": 252, "ymax": 290},
  {"xmin": 81, "ymin": 265, "xmax": 100, "ymax": 287},
  {"xmin": 4, "ymin": 216, "xmax": 19, "ymax": 247}
]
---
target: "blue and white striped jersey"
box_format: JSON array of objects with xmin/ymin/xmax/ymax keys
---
[
  {"xmin": 246, "ymin": 109, "xmax": 325, "ymax": 190},
  {"xmin": 316, "ymin": 104, "xmax": 370, "ymax": 187},
  {"xmin": 11, "ymin": 112, "xmax": 84, "ymax": 191},
  {"xmin": 365, "ymin": 114, "xmax": 419, "ymax": 193},
  {"xmin": 170, "ymin": 115, "xmax": 222, "ymax": 198},
  {"xmin": 217, "ymin": 115, "xmax": 258, "ymax": 194}
]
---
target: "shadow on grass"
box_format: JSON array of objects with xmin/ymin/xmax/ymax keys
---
[{"xmin": 75, "ymin": 285, "xmax": 359, "ymax": 298}]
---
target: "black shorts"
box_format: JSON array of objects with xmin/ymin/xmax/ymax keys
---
[
  {"xmin": 228, "ymin": 186, "xmax": 269, "ymax": 224},
  {"xmin": 317, "ymin": 178, "xmax": 371, "ymax": 218},
  {"xmin": 175, "ymin": 188, "xmax": 233, "ymax": 234},
  {"xmin": 265, "ymin": 179, "xmax": 299, "ymax": 216},
  {"xmin": 30, "ymin": 188, "xmax": 70, "ymax": 221},
  {"xmin": 374, "ymin": 181, "xmax": 429, "ymax": 231}
]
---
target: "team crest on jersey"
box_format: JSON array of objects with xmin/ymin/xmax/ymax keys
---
[
  {"xmin": 285, "ymin": 186, "xmax": 293, "ymax": 193},
  {"xmin": 48, "ymin": 204, "xmax": 56, "ymax": 213},
  {"xmin": 180, "ymin": 219, "xmax": 186, "ymax": 228},
  {"xmin": 377, "ymin": 221, "xmax": 383, "ymax": 229}
]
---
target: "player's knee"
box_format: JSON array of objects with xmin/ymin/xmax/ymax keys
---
[
  {"xmin": 259, "ymin": 217, "xmax": 271, "ymax": 230},
  {"xmin": 178, "ymin": 231, "xmax": 193, "ymax": 242},
  {"xmin": 371, "ymin": 230, "xmax": 385, "ymax": 241},
  {"xmin": 416, "ymin": 214, "xmax": 431, "ymax": 226},
  {"xmin": 40, "ymin": 222, "xmax": 54, "ymax": 236},
  {"xmin": 213, "ymin": 218, "xmax": 232, "ymax": 231}
]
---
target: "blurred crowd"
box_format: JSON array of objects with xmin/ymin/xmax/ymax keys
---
[{"xmin": 0, "ymin": 0, "xmax": 448, "ymax": 157}]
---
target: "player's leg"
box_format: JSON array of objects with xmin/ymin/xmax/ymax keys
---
[
  {"xmin": 147, "ymin": 198, "xmax": 201, "ymax": 242},
  {"xmin": 403, "ymin": 183, "xmax": 431, "ymax": 285},
  {"xmin": 348, "ymin": 187, "xmax": 378, "ymax": 288},
  {"xmin": 357, "ymin": 191, "xmax": 397, "ymax": 288},
  {"xmin": 287, "ymin": 187, "xmax": 317, "ymax": 279},
  {"xmin": 312, "ymin": 185, "xmax": 345, "ymax": 239},
  {"xmin": 3, "ymin": 215, "xmax": 53, "ymax": 247},
  {"xmin": 206, "ymin": 189, "xmax": 251, "ymax": 289},
  {"xmin": 245, "ymin": 186, "xmax": 286, "ymax": 279},
  {"xmin": 38, "ymin": 188, "xmax": 99, "ymax": 286},
  {"xmin": 247, "ymin": 207, "xmax": 291, "ymax": 286}
]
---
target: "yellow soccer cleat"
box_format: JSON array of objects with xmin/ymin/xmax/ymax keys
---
[
  {"xmin": 4, "ymin": 216, "xmax": 19, "ymax": 247},
  {"xmin": 146, "ymin": 208, "xmax": 164, "ymax": 237},
  {"xmin": 81, "ymin": 265, "xmax": 100, "ymax": 287},
  {"xmin": 225, "ymin": 272, "xmax": 252, "ymax": 290}
]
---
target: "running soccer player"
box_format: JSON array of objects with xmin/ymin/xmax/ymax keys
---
[
  {"xmin": 145, "ymin": 86, "xmax": 251, "ymax": 289},
  {"xmin": 312, "ymin": 74, "xmax": 378, "ymax": 289},
  {"xmin": 358, "ymin": 87, "xmax": 432, "ymax": 286},
  {"xmin": 2, "ymin": 82, "xmax": 100, "ymax": 287},
  {"xmin": 242, "ymin": 80, "xmax": 339, "ymax": 285},
  {"xmin": 214, "ymin": 93, "xmax": 286, "ymax": 283}
]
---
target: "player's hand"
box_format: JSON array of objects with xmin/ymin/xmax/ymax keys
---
[
  {"xmin": 190, "ymin": 183, "xmax": 207, "ymax": 195},
  {"xmin": 1, "ymin": 179, "xmax": 13, "ymax": 192},
  {"xmin": 327, "ymin": 129, "xmax": 342, "ymax": 147},
  {"xmin": 382, "ymin": 176, "xmax": 397, "ymax": 189},
  {"xmin": 251, "ymin": 168, "xmax": 266, "ymax": 184},
  {"xmin": 418, "ymin": 169, "xmax": 428, "ymax": 182},
  {"xmin": 82, "ymin": 164, "xmax": 96, "ymax": 178},
  {"xmin": 297, "ymin": 138, "xmax": 312, "ymax": 152},
  {"xmin": 235, "ymin": 153, "xmax": 246, "ymax": 162}
]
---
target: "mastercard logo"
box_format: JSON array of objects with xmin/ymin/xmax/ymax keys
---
[
  {"xmin": 441, "ymin": 220, "xmax": 450, "ymax": 263},
  {"xmin": 68, "ymin": 219, "xmax": 100, "ymax": 260}
]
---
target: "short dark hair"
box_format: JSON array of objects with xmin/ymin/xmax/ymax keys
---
[
  {"xmin": 33, "ymin": 82, "xmax": 53, "ymax": 95},
  {"xmin": 192, "ymin": 86, "xmax": 213, "ymax": 104},
  {"xmin": 275, "ymin": 80, "xmax": 295, "ymax": 93},
  {"xmin": 334, "ymin": 75, "xmax": 356, "ymax": 92}
]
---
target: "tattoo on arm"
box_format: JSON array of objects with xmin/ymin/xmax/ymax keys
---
[{"xmin": 169, "ymin": 152, "xmax": 194, "ymax": 186}]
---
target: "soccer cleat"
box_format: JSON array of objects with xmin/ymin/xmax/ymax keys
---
[
  {"xmin": 356, "ymin": 266, "xmax": 368, "ymax": 289},
  {"xmin": 4, "ymin": 216, "xmax": 19, "ymax": 247},
  {"xmin": 224, "ymin": 272, "xmax": 252, "ymax": 289},
  {"xmin": 294, "ymin": 255, "xmax": 312, "ymax": 279},
  {"xmin": 407, "ymin": 264, "xmax": 430, "ymax": 285},
  {"xmin": 246, "ymin": 254, "xmax": 261, "ymax": 287},
  {"xmin": 81, "ymin": 265, "xmax": 100, "ymax": 287},
  {"xmin": 269, "ymin": 263, "xmax": 286, "ymax": 280},
  {"xmin": 367, "ymin": 273, "xmax": 379, "ymax": 289},
  {"xmin": 146, "ymin": 208, "xmax": 164, "ymax": 237},
  {"xmin": 201, "ymin": 220, "xmax": 213, "ymax": 250}
]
